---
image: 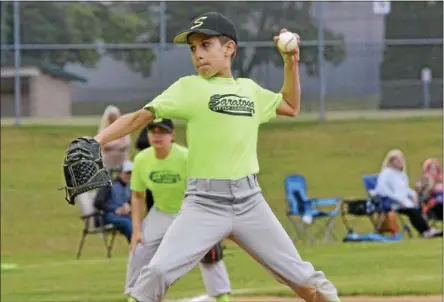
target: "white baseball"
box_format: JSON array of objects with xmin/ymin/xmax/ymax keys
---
[{"xmin": 277, "ymin": 31, "xmax": 299, "ymax": 53}]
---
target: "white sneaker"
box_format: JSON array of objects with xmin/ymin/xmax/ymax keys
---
[{"xmin": 423, "ymin": 228, "xmax": 440, "ymax": 238}]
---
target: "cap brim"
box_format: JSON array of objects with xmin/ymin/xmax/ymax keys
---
[
  {"xmin": 147, "ymin": 123, "xmax": 173, "ymax": 133},
  {"xmin": 173, "ymin": 28, "xmax": 222, "ymax": 44}
]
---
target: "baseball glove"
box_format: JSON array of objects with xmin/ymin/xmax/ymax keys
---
[
  {"xmin": 62, "ymin": 137, "xmax": 112, "ymax": 205},
  {"xmin": 201, "ymin": 242, "xmax": 224, "ymax": 264}
]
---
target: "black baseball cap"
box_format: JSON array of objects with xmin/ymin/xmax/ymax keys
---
[
  {"xmin": 147, "ymin": 118, "xmax": 174, "ymax": 133},
  {"xmin": 173, "ymin": 12, "xmax": 238, "ymax": 45}
]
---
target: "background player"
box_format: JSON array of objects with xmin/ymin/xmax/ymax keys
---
[
  {"xmin": 95, "ymin": 11, "xmax": 340, "ymax": 302},
  {"xmin": 125, "ymin": 118, "xmax": 231, "ymax": 302}
]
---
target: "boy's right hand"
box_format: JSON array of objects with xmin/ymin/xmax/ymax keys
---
[{"xmin": 130, "ymin": 231, "xmax": 144, "ymax": 253}]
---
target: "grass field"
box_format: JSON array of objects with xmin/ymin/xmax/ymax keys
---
[{"xmin": 1, "ymin": 116, "xmax": 443, "ymax": 302}]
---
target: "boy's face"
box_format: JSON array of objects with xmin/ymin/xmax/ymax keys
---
[
  {"xmin": 148, "ymin": 126, "xmax": 173, "ymax": 149},
  {"xmin": 187, "ymin": 33, "xmax": 235, "ymax": 78}
]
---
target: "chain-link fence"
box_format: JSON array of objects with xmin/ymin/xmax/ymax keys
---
[{"xmin": 1, "ymin": 1, "xmax": 442, "ymax": 123}]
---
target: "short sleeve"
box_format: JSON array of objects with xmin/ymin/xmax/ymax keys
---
[
  {"xmin": 254, "ymin": 81, "xmax": 283, "ymax": 124},
  {"xmin": 130, "ymin": 155, "xmax": 146, "ymax": 193},
  {"xmin": 144, "ymin": 77, "xmax": 192, "ymax": 121}
]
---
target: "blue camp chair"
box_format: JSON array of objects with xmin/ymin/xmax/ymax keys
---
[
  {"xmin": 285, "ymin": 174, "xmax": 342, "ymax": 244},
  {"xmin": 362, "ymin": 174, "xmax": 412, "ymax": 238}
]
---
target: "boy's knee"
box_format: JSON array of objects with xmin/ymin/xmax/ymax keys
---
[{"xmin": 144, "ymin": 261, "xmax": 174, "ymax": 287}]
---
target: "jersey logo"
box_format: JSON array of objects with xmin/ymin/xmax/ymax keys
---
[
  {"xmin": 150, "ymin": 171, "xmax": 181, "ymax": 184},
  {"xmin": 208, "ymin": 94, "xmax": 255, "ymax": 117},
  {"xmin": 190, "ymin": 16, "xmax": 207, "ymax": 29}
]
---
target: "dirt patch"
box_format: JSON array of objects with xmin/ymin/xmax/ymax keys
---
[{"xmin": 231, "ymin": 295, "xmax": 442, "ymax": 302}]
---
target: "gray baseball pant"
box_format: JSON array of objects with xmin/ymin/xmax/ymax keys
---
[
  {"xmin": 125, "ymin": 206, "xmax": 231, "ymax": 298},
  {"xmin": 130, "ymin": 175, "xmax": 340, "ymax": 302}
]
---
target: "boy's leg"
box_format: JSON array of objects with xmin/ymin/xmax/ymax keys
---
[
  {"xmin": 124, "ymin": 207, "xmax": 175, "ymax": 295},
  {"xmin": 130, "ymin": 197, "xmax": 232, "ymax": 302},
  {"xmin": 199, "ymin": 259, "xmax": 231, "ymax": 299},
  {"xmin": 231, "ymin": 180, "xmax": 339, "ymax": 302}
]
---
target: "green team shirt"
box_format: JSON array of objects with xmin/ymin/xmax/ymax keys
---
[
  {"xmin": 130, "ymin": 143, "xmax": 188, "ymax": 214},
  {"xmin": 145, "ymin": 76, "xmax": 282, "ymax": 179}
]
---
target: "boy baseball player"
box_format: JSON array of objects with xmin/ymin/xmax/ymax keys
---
[
  {"xmin": 125, "ymin": 118, "xmax": 231, "ymax": 302},
  {"xmin": 95, "ymin": 11, "xmax": 340, "ymax": 302}
]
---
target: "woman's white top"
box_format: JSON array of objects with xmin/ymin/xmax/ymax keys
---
[{"xmin": 374, "ymin": 167, "xmax": 416, "ymax": 208}]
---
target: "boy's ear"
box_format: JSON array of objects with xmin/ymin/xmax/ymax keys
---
[{"xmin": 225, "ymin": 40, "xmax": 237, "ymax": 58}]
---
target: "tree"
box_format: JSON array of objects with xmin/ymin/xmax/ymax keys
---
[
  {"xmin": 2, "ymin": 2, "xmax": 158, "ymax": 77},
  {"xmin": 381, "ymin": 1, "xmax": 443, "ymax": 80},
  {"xmin": 379, "ymin": 1, "xmax": 443, "ymax": 109},
  {"xmin": 164, "ymin": 1, "xmax": 346, "ymax": 77}
]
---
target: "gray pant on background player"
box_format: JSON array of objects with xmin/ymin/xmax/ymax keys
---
[
  {"xmin": 130, "ymin": 175, "xmax": 339, "ymax": 302},
  {"xmin": 125, "ymin": 206, "xmax": 231, "ymax": 298}
]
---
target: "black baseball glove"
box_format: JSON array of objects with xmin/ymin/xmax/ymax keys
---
[
  {"xmin": 201, "ymin": 242, "xmax": 224, "ymax": 264},
  {"xmin": 62, "ymin": 137, "xmax": 112, "ymax": 205}
]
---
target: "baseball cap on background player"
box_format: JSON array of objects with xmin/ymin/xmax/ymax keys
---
[
  {"xmin": 147, "ymin": 118, "xmax": 174, "ymax": 133},
  {"xmin": 173, "ymin": 12, "xmax": 238, "ymax": 45},
  {"xmin": 121, "ymin": 160, "xmax": 133, "ymax": 173}
]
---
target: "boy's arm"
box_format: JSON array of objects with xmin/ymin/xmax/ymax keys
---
[
  {"xmin": 131, "ymin": 191, "xmax": 145, "ymax": 235},
  {"xmin": 275, "ymin": 29, "xmax": 301, "ymax": 117},
  {"xmin": 95, "ymin": 108, "xmax": 154, "ymax": 146},
  {"xmin": 94, "ymin": 77, "xmax": 190, "ymax": 147}
]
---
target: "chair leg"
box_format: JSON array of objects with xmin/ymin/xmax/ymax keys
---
[
  {"xmin": 302, "ymin": 220, "xmax": 317, "ymax": 244},
  {"xmin": 76, "ymin": 231, "xmax": 87, "ymax": 259},
  {"xmin": 107, "ymin": 230, "xmax": 117, "ymax": 258},
  {"xmin": 287, "ymin": 215, "xmax": 310, "ymax": 243},
  {"xmin": 287, "ymin": 215, "xmax": 304, "ymax": 243},
  {"xmin": 286, "ymin": 216, "xmax": 299, "ymax": 242},
  {"xmin": 100, "ymin": 231, "xmax": 112, "ymax": 258},
  {"xmin": 322, "ymin": 218, "xmax": 338, "ymax": 244}
]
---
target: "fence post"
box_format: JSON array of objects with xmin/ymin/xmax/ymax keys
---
[
  {"xmin": 317, "ymin": 1, "xmax": 326, "ymax": 122},
  {"xmin": 1, "ymin": 2, "xmax": 6, "ymax": 63},
  {"xmin": 159, "ymin": 1, "xmax": 167, "ymax": 87},
  {"xmin": 14, "ymin": 0, "xmax": 21, "ymax": 127}
]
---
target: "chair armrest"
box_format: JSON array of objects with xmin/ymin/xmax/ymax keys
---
[{"xmin": 311, "ymin": 198, "xmax": 341, "ymax": 207}]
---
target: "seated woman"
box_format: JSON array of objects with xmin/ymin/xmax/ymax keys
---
[
  {"xmin": 98, "ymin": 105, "xmax": 132, "ymax": 176},
  {"xmin": 416, "ymin": 158, "xmax": 443, "ymax": 220},
  {"xmin": 374, "ymin": 149, "xmax": 442, "ymax": 238}
]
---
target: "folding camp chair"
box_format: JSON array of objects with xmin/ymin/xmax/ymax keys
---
[
  {"xmin": 285, "ymin": 174, "xmax": 342, "ymax": 244},
  {"xmin": 75, "ymin": 191, "xmax": 118, "ymax": 259},
  {"xmin": 362, "ymin": 174, "xmax": 413, "ymax": 238}
]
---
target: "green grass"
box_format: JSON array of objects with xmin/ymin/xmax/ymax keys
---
[{"xmin": 1, "ymin": 117, "xmax": 443, "ymax": 301}]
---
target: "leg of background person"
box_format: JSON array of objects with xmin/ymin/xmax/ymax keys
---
[
  {"xmin": 124, "ymin": 207, "xmax": 175, "ymax": 295},
  {"xmin": 199, "ymin": 259, "xmax": 231, "ymax": 302},
  {"xmin": 398, "ymin": 208, "xmax": 430, "ymax": 235},
  {"xmin": 104, "ymin": 213, "xmax": 132, "ymax": 242}
]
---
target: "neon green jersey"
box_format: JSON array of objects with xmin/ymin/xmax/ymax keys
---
[
  {"xmin": 130, "ymin": 143, "xmax": 188, "ymax": 214},
  {"xmin": 145, "ymin": 75, "xmax": 282, "ymax": 179}
]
